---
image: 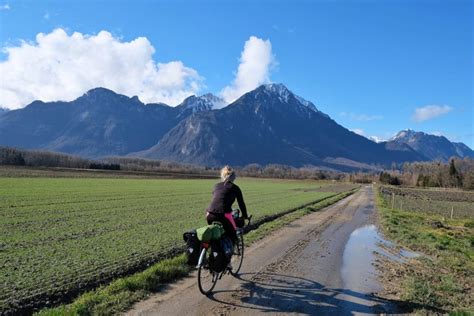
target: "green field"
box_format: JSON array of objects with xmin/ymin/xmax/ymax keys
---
[
  {"xmin": 0, "ymin": 176, "xmax": 355, "ymax": 313},
  {"xmin": 377, "ymin": 187, "xmax": 473, "ymax": 313},
  {"xmin": 379, "ymin": 185, "xmax": 473, "ymax": 219}
]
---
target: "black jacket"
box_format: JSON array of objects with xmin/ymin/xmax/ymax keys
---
[{"xmin": 206, "ymin": 181, "xmax": 248, "ymax": 218}]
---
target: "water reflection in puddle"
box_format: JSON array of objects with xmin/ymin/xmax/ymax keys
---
[{"xmin": 341, "ymin": 224, "xmax": 419, "ymax": 293}]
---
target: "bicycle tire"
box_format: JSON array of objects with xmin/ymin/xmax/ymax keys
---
[
  {"xmin": 197, "ymin": 249, "xmax": 218, "ymax": 295},
  {"xmin": 230, "ymin": 233, "xmax": 244, "ymax": 276}
]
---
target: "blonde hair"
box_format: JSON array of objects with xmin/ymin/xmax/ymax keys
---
[{"xmin": 220, "ymin": 165, "xmax": 236, "ymax": 182}]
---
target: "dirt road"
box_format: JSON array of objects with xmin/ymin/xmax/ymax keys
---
[{"xmin": 127, "ymin": 185, "xmax": 399, "ymax": 315}]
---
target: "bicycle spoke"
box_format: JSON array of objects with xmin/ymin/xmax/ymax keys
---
[
  {"xmin": 230, "ymin": 235, "xmax": 244, "ymax": 276},
  {"xmin": 198, "ymin": 249, "xmax": 218, "ymax": 295}
]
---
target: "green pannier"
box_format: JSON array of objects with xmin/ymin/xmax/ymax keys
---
[{"xmin": 196, "ymin": 223, "xmax": 225, "ymax": 242}]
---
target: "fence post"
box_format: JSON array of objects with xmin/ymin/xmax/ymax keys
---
[
  {"xmin": 450, "ymin": 206, "xmax": 454, "ymax": 219},
  {"xmin": 400, "ymin": 199, "xmax": 403, "ymax": 211},
  {"xmin": 391, "ymin": 193, "xmax": 395, "ymax": 209}
]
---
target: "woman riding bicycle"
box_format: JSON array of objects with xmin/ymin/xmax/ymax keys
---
[{"xmin": 206, "ymin": 166, "xmax": 249, "ymax": 244}]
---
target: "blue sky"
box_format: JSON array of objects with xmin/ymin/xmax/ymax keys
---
[{"xmin": 0, "ymin": 0, "xmax": 472, "ymax": 147}]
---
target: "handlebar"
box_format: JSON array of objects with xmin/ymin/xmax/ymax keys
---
[{"xmin": 233, "ymin": 209, "xmax": 252, "ymax": 227}]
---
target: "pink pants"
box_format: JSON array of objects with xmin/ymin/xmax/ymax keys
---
[
  {"xmin": 206, "ymin": 212, "xmax": 237, "ymax": 229},
  {"xmin": 225, "ymin": 212, "xmax": 237, "ymax": 229}
]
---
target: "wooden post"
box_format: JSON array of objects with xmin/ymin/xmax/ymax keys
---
[
  {"xmin": 450, "ymin": 206, "xmax": 454, "ymax": 219},
  {"xmin": 400, "ymin": 200, "xmax": 403, "ymax": 211},
  {"xmin": 391, "ymin": 193, "xmax": 395, "ymax": 209}
]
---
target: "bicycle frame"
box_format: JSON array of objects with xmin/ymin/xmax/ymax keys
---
[
  {"xmin": 196, "ymin": 215, "xmax": 251, "ymax": 295},
  {"xmin": 197, "ymin": 243, "xmax": 209, "ymax": 267}
]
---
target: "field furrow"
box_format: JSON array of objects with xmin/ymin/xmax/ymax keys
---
[{"xmin": 0, "ymin": 177, "xmax": 356, "ymax": 314}]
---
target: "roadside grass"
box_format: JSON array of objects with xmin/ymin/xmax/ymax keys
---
[
  {"xmin": 36, "ymin": 188, "xmax": 358, "ymax": 316},
  {"xmin": 376, "ymin": 190, "xmax": 473, "ymax": 314}
]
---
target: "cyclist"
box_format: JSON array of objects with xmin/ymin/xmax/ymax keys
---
[{"xmin": 206, "ymin": 165, "xmax": 249, "ymax": 244}]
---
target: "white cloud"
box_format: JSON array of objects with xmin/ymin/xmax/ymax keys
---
[
  {"xmin": 412, "ymin": 104, "xmax": 452, "ymax": 122},
  {"xmin": 0, "ymin": 28, "xmax": 203, "ymax": 109},
  {"xmin": 43, "ymin": 12, "xmax": 50, "ymax": 20},
  {"xmin": 340, "ymin": 112, "xmax": 383, "ymax": 121},
  {"xmin": 351, "ymin": 129, "xmax": 387, "ymax": 143},
  {"xmin": 369, "ymin": 136, "xmax": 384, "ymax": 143},
  {"xmin": 220, "ymin": 36, "xmax": 275, "ymax": 103},
  {"xmin": 351, "ymin": 129, "xmax": 365, "ymax": 136},
  {"xmin": 0, "ymin": 4, "xmax": 10, "ymax": 10}
]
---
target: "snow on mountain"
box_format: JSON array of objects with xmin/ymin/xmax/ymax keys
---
[
  {"xmin": 390, "ymin": 129, "xmax": 422, "ymax": 143},
  {"xmin": 176, "ymin": 93, "xmax": 227, "ymax": 116},
  {"xmin": 136, "ymin": 83, "xmax": 426, "ymax": 167},
  {"xmin": 262, "ymin": 83, "xmax": 291, "ymax": 103},
  {"xmin": 388, "ymin": 129, "xmax": 473, "ymax": 161},
  {"xmin": 260, "ymin": 83, "xmax": 321, "ymax": 113},
  {"xmin": 201, "ymin": 93, "xmax": 227, "ymax": 109}
]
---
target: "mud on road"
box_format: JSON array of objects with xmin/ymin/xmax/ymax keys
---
[{"xmin": 127, "ymin": 186, "xmax": 401, "ymax": 316}]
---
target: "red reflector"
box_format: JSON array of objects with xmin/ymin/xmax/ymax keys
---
[{"xmin": 202, "ymin": 243, "xmax": 209, "ymax": 248}]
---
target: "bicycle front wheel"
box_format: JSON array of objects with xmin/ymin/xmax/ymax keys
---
[
  {"xmin": 198, "ymin": 249, "xmax": 218, "ymax": 295},
  {"xmin": 230, "ymin": 233, "xmax": 244, "ymax": 276}
]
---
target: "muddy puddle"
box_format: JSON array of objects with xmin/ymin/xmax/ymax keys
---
[{"xmin": 341, "ymin": 224, "xmax": 419, "ymax": 293}]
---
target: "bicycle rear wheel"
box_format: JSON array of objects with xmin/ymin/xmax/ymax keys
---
[
  {"xmin": 198, "ymin": 249, "xmax": 218, "ymax": 295},
  {"xmin": 230, "ymin": 233, "xmax": 244, "ymax": 276}
]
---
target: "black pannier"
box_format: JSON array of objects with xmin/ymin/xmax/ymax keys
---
[
  {"xmin": 208, "ymin": 240, "xmax": 229, "ymax": 272},
  {"xmin": 183, "ymin": 230, "xmax": 200, "ymax": 266},
  {"xmin": 220, "ymin": 237, "xmax": 233, "ymax": 261}
]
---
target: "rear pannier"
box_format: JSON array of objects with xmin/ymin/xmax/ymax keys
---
[
  {"xmin": 208, "ymin": 240, "xmax": 229, "ymax": 272},
  {"xmin": 183, "ymin": 230, "xmax": 200, "ymax": 266}
]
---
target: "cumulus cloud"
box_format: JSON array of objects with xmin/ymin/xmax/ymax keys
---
[
  {"xmin": 0, "ymin": 4, "xmax": 10, "ymax": 10},
  {"xmin": 220, "ymin": 36, "xmax": 275, "ymax": 103},
  {"xmin": 412, "ymin": 104, "xmax": 452, "ymax": 122},
  {"xmin": 0, "ymin": 28, "xmax": 203, "ymax": 109},
  {"xmin": 340, "ymin": 112, "xmax": 383, "ymax": 121}
]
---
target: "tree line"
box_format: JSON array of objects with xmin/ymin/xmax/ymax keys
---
[
  {"xmin": 0, "ymin": 147, "xmax": 119, "ymax": 171},
  {"xmin": 1, "ymin": 147, "xmax": 472, "ymax": 188},
  {"xmin": 0, "ymin": 147, "xmax": 342, "ymax": 180},
  {"xmin": 347, "ymin": 157, "xmax": 473, "ymax": 190},
  {"xmin": 399, "ymin": 158, "xmax": 473, "ymax": 189}
]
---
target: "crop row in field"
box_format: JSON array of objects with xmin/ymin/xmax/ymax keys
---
[
  {"xmin": 0, "ymin": 177, "xmax": 356, "ymax": 314},
  {"xmin": 379, "ymin": 186, "xmax": 474, "ymax": 219}
]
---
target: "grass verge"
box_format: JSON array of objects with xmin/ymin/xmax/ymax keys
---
[
  {"xmin": 36, "ymin": 188, "xmax": 357, "ymax": 316},
  {"xmin": 376, "ymin": 189, "xmax": 473, "ymax": 314}
]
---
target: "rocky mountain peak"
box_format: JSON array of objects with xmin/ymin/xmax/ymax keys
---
[
  {"xmin": 177, "ymin": 93, "xmax": 226, "ymax": 114},
  {"xmin": 388, "ymin": 129, "xmax": 473, "ymax": 161},
  {"xmin": 391, "ymin": 129, "xmax": 421, "ymax": 142},
  {"xmin": 78, "ymin": 87, "xmax": 136, "ymax": 105},
  {"xmin": 249, "ymin": 83, "xmax": 319, "ymax": 113}
]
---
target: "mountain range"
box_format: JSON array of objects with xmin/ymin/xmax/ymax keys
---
[
  {"xmin": 0, "ymin": 84, "xmax": 472, "ymax": 170},
  {"xmin": 389, "ymin": 130, "xmax": 473, "ymax": 162}
]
